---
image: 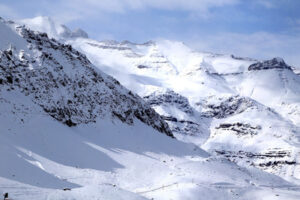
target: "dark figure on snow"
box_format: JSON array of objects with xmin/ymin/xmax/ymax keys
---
[{"xmin": 3, "ymin": 193, "xmax": 8, "ymax": 200}]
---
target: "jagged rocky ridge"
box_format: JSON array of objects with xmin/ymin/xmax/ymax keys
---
[
  {"xmin": 0, "ymin": 19, "xmax": 173, "ymax": 137},
  {"xmin": 248, "ymin": 57, "xmax": 292, "ymax": 71}
]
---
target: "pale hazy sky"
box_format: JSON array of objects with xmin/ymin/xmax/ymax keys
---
[{"xmin": 1, "ymin": 0, "xmax": 300, "ymax": 67}]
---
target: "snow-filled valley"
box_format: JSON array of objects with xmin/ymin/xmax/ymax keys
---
[{"xmin": 0, "ymin": 16, "xmax": 300, "ymax": 200}]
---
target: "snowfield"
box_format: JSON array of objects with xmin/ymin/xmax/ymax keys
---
[
  {"xmin": 1, "ymin": 90, "xmax": 300, "ymax": 200},
  {"xmin": 0, "ymin": 16, "xmax": 299, "ymax": 200}
]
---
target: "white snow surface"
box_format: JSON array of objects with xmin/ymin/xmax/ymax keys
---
[
  {"xmin": 1, "ymin": 89, "xmax": 300, "ymax": 200},
  {"xmin": 0, "ymin": 16, "xmax": 300, "ymax": 199},
  {"xmin": 58, "ymin": 28, "xmax": 300, "ymax": 182}
]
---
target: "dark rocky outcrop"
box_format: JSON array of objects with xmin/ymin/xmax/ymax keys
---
[
  {"xmin": 0, "ymin": 20, "xmax": 173, "ymax": 137},
  {"xmin": 248, "ymin": 57, "xmax": 292, "ymax": 71},
  {"xmin": 215, "ymin": 122, "xmax": 261, "ymax": 137},
  {"xmin": 144, "ymin": 90, "xmax": 205, "ymax": 137},
  {"xmin": 144, "ymin": 90, "xmax": 194, "ymax": 115},
  {"xmin": 216, "ymin": 149, "xmax": 296, "ymax": 172},
  {"xmin": 200, "ymin": 96, "xmax": 256, "ymax": 119}
]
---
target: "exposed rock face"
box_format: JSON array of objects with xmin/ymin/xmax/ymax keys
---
[
  {"xmin": 201, "ymin": 93, "xmax": 299, "ymax": 176},
  {"xmin": 200, "ymin": 96, "xmax": 256, "ymax": 119},
  {"xmin": 214, "ymin": 122, "xmax": 261, "ymax": 137},
  {"xmin": 216, "ymin": 149, "xmax": 296, "ymax": 173},
  {"xmin": 161, "ymin": 116, "xmax": 202, "ymax": 136},
  {"xmin": 0, "ymin": 20, "xmax": 173, "ymax": 137},
  {"xmin": 144, "ymin": 90, "xmax": 205, "ymax": 137},
  {"xmin": 144, "ymin": 90, "xmax": 194, "ymax": 115},
  {"xmin": 248, "ymin": 57, "xmax": 292, "ymax": 71}
]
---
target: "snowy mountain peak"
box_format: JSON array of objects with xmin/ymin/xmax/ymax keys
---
[
  {"xmin": 0, "ymin": 18, "xmax": 173, "ymax": 137},
  {"xmin": 19, "ymin": 16, "xmax": 88, "ymax": 40},
  {"xmin": 142, "ymin": 40, "xmax": 156, "ymax": 46},
  {"xmin": 248, "ymin": 57, "xmax": 291, "ymax": 71},
  {"xmin": 71, "ymin": 28, "xmax": 88, "ymax": 38}
]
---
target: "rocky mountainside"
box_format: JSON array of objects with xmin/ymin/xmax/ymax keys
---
[
  {"xmin": 1, "ymin": 16, "xmax": 300, "ymax": 200},
  {"xmin": 22, "ymin": 17, "xmax": 300, "ymax": 182},
  {"xmin": 0, "ymin": 18, "xmax": 173, "ymax": 137},
  {"xmin": 143, "ymin": 90, "xmax": 210, "ymax": 143}
]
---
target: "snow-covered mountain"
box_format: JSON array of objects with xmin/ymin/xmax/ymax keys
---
[
  {"xmin": 1, "ymin": 16, "xmax": 300, "ymax": 200},
  {"xmin": 19, "ymin": 16, "xmax": 300, "ymax": 181},
  {"xmin": 19, "ymin": 16, "xmax": 88, "ymax": 40},
  {"xmin": 0, "ymin": 17, "xmax": 173, "ymax": 137},
  {"xmin": 63, "ymin": 36, "xmax": 300, "ymax": 179}
]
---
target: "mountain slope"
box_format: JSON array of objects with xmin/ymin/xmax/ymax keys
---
[
  {"xmin": 0, "ymin": 18, "xmax": 172, "ymax": 137},
  {"xmin": 1, "ymin": 16, "xmax": 300, "ymax": 200},
  {"xmin": 21, "ymin": 17, "xmax": 300, "ymax": 182},
  {"xmin": 2, "ymin": 96, "xmax": 300, "ymax": 200}
]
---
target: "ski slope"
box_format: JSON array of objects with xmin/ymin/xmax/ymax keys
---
[{"xmin": 1, "ymin": 89, "xmax": 300, "ymax": 200}]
